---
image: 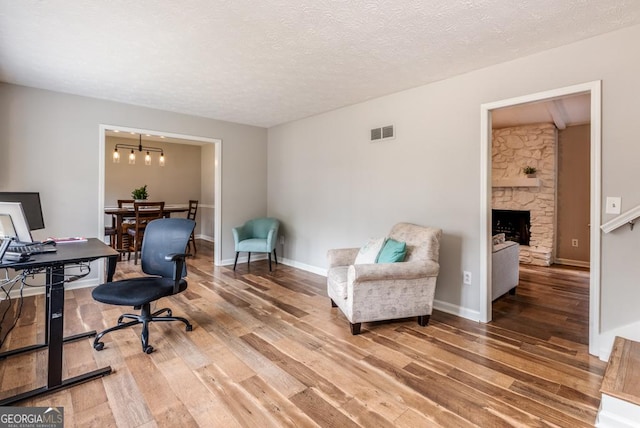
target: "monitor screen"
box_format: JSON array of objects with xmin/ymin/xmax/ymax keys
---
[{"xmin": 0, "ymin": 192, "xmax": 45, "ymax": 230}]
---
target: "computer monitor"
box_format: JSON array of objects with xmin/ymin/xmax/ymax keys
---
[
  {"xmin": 0, "ymin": 192, "xmax": 45, "ymax": 230},
  {"xmin": 0, "ymin": 202, "xmax": 34, "ymax": 243}
]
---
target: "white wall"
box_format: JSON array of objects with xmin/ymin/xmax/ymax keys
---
[
  {"xmin": 200, "ymin": 143, "xmax": 216, "ymax": 241},
  {"xmin": 0, "ymin": 83, "xmax": 267, "ymax": 266},
  {"xmin": 268, "ymin": 24, "xmax": 640, "ymax": 334}
]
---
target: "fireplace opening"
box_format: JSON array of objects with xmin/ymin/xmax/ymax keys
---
[{"xmin": 492, "ymin": 209, "xmax": 531, "ymax": 245}]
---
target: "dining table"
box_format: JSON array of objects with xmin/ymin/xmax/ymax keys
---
[{"xmin": 104, "ymin": 204, "xmax": 189, "ymax": 254}]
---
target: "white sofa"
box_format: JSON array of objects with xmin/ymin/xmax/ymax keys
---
[{"xmin": 492, "ymin": 239, "xmax": 519, "ymax": 300}]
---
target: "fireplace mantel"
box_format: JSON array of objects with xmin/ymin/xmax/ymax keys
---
[{"xmin": 492, "ymin": 177, "xmax": 541, "ymax": 188}]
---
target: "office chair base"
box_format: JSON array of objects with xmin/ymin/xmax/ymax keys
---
[{"xmin": 93, "ymin": 304, "xmax": 192, "ymax": 354}]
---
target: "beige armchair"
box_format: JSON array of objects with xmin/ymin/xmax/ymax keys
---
[{"xmin": 327, "ymin": 223, "xmax": 442, "ymax": 335}]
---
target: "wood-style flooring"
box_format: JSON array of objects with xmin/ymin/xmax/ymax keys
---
[{"xmin": 0, "ymin": 244, "xmax": 605, "ymax": 427}]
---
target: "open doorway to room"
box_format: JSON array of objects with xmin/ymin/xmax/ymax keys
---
[
  {"xmin": 489, "ymin": 94, "xmax": 592, "ymax": 348},
  {"xmin": 480, "ymin": 81, "xmax": 602, "ymax": 356},
  {"xmin": 97, "ymin": 125, "xmax": 222, "ymax": 268}
]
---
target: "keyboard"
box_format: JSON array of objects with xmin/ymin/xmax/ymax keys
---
[{"xmin": 7, "ymin": 243, "xmax": 57, "ymax": 256}]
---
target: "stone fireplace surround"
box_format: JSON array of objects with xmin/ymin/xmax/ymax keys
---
[{"xmin": 492, "ymin": 123, "xmax": 556, "ymax": 266}]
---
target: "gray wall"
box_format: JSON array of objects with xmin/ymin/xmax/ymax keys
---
[
  {"xmin": 0, "ymin": 83, "xmax": 267, "ymax": 264},
  {"xmin": 268, "ymin": 23, "xmax": 640, "ymax": 334}
]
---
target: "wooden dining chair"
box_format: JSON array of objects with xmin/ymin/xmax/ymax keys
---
[
  {"xmin": 104, "ymin": 219, "xmax": 117, "ymax": 249},
  {"xmin": 127, "ymin": 201, "xmax": 165, "ymax": 264},
  {"xmin": 187, "ymin": 200, "xmax": 198, "ymax": 253},
  {"xmin": 116, "ymin": 199, "xmax": 135, "ymax": 251}
]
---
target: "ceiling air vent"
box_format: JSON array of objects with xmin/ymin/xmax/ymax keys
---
[{"xmin": 370, "ymin": 125, "xmax": 395, "ymax": 142}]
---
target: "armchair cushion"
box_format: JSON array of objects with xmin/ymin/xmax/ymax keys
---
[
  {"xmin": 377, "ymin": 238, "xmax": 406, "ymax": 263},
  {"xmin": 354, "ymin": 237, "xmax": 386, "ymax": 264}
]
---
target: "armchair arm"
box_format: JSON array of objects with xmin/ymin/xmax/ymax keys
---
[
  {"xmin": 266, "ymin": 226, "xmax": 278, "ymax": 250},
  {"xmin": 232, "ymin": 225, "xmax": 251, "ymax": 247},
  {"xmin": 166, "ymin": 252, "xmax": 190, "ymax": 293},
  {"xmin": 348, "ymin": 260, "xmax": 440, "ymax": 283},
  {"xmin": 327, "ymin": 247, "xmax": 359, "ymax": 268}
]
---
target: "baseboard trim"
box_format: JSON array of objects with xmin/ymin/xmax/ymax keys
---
[
  {"xmin": 196, "ymin": 234, "xmax": 214, "ymax": 243},
  {"xmin": 280, "ymin": 258, "xmax": 328, "ymax": 276},
  {"xmin": 555, "ymin": 258, "xmax": 590, "ymax": 268},
  {"xmin": 433, "ymin": 299, "xmax": 481, "ymax": 322}
]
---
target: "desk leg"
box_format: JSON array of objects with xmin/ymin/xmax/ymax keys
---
[
  {"xmin": 47, "ymin": 265, "xmax": 65, "ymax": 387},
  {"xmin": 106, "ymin": 254, "xmax": 117, "ymax": 282}
]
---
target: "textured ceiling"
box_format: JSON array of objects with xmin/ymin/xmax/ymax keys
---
[{"xmin": 1, "ymin": 1, "xmax": 640, "ymax": 128}]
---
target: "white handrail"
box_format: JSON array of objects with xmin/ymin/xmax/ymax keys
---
[{"xmin": 601, "ymin": 205, "xmax": 640, "ymax": 233}]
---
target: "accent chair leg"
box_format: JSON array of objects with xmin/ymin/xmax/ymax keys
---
[
  {"xmin": 350, "ymin": 323, "xmax": 361, "ymax": 335},
  {"xmin": 247, "ymin": 252, "xmax": 251, "ymax": 266},
  {"xmin": 273, "ymin": 249, "xmax": 278, "ymax": 265},
  {"xmin": 233, "ymin": 252, "xmax": 239, "ymax": 270},
  {"xmin": 268, "ymin": 253, "xmax": 272, "ymax": 271},
  {"xmin": 417, "ymin": 315, "xmax": 431, "ymax": 327},
  {"xmin": 330, "ymin": 299, "xmax": 337, "ymax": 308}
]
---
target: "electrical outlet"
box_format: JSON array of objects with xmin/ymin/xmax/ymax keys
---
[
  {"xmin": 571, "ymin": 239, "xmax": 578, "ymax": 247},
  {"xmin": 463, "ymin": 271, "xmax": 472, "ymax": 285}
]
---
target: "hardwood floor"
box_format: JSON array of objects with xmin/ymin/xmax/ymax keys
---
[{"xmin": 0, "ymin": 245, "xmax": 605, "ymax": 427}]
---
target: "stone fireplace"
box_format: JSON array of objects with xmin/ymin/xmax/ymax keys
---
[{"xmin": 492, "ymin": 123, "xmax": 556, "ymax": 266}]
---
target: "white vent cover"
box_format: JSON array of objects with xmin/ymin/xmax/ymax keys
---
[{"xmin": 370, "ymin": 125, "xmax": 395, "ymax": 142}]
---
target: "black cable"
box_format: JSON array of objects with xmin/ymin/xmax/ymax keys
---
[
  {"xmin": 0, "ymin": 262, "xmax": 92, "ymax": 349},
  {"xmin": 0, "ymin": 271, "xmax": 26, "ymax": 349}
]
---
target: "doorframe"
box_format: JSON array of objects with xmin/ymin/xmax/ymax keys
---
[
  {"xmin": 98, "ymin": 124, "xmax": 223, "ymax": 268},
  {"xmin": 479, "ymin": 80, "xmax": 602, "ymax": 356}
]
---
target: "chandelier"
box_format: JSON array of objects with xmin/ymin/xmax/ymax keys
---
[{"xmin": 113, "ymin": 134, "xmax": 165, "ymax": 166}]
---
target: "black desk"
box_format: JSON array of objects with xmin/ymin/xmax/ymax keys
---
[{"xmin": 0, "ymin": 238, "xmax": 118, "ymax": 405}]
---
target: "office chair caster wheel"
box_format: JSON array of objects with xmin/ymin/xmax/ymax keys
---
[
  {"xmin": 94, "ymin": 342, "xmax": 104, "ymax": 351},
  {"xmin": 186, "ymin": 324, "xmax": 193, "ymax": 332},
  {"xmin": 144, "ymin": 346, "xmax": 154, "ymax": 354}
]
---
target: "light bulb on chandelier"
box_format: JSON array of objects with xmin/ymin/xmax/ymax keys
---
[{"xmin": 112, "ymin": 133, "xmax": 165, "ymax": 167}]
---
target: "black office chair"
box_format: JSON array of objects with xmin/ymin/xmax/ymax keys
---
[{"xmin": 92, "ymin": 218, "xmax": 196, "ymax": 354}]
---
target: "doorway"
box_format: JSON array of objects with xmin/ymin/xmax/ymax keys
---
[
  {"xmin": 480, "ymin": 81, "xmax": 602, "ymax": 356},
  {"xmin": 98, "ymin": 124, "xmax": 222, "ymax": 267}
]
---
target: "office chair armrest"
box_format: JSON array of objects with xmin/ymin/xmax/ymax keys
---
[
  {"xmin": 165, "ymin": 253, "xmax": 190, "ymax": 293},
  {"xmin": 164, "ymin": 253, "xmax": 190, "ymax": 262}
]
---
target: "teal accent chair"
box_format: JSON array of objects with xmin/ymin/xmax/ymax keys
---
[{"xmin": 232, "ymin": 217, "xmax": 280, "ymax": 271}]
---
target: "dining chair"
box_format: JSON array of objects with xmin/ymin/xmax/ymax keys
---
[
  {"xmin": 104, "ymin": 221, "xmax": 117, "ymax": 249},
  {"xmin": 186, "ymin": 200, "xmax": 198, "ymax": 253},
  {"xmin": 116, "ymin": 199, "xmax": 135, "ymax": 252},
  {"xmin": 127, "ymin": 201, "xmax": 164, "ymax": 264}
]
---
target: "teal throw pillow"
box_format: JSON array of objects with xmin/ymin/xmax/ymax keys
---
[{"xmin": 376, "ymin": 239, "xmax": 406, "ymax": 263}]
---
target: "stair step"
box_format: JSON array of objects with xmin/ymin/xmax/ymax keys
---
[{"xmin": 601, "ymin": 336, "xmax": 640, "ymax": 406}]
